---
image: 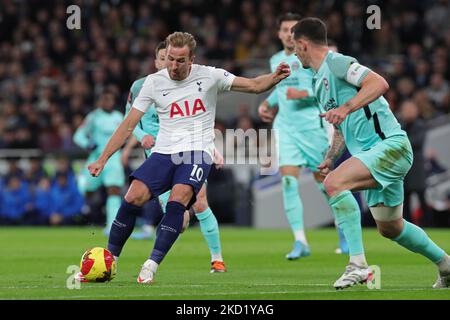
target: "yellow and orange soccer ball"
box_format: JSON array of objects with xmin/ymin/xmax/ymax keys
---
[{"xmin": 79, "ymin": 247, "xmax": 116, "ymax": 282}]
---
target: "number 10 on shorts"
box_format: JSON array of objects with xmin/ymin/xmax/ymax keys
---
[{"xmin": 190, "ymin": 164, "xmax": 204, "ymax": 182}]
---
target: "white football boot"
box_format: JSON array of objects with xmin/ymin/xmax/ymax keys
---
[
  {"xmin": 433, "ymin": 255, "xmax": 450, "ymax": 289},
  {"xmin": 74, "ymin": 272, "xmax": 87, "ymax": 282},
  {"xmin": 432, "ymin": 273, "xmax": 450, "ymax": 289},
  {"xmin": 334, "ymin": 263, "xmax": 372, "ymax": 290},
  {"xmin": 137, "ymin": 260, "xmax": 155, "ymax": 284}
]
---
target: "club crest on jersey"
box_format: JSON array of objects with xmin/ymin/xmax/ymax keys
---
[
  {"xmin": 170, "ymin": 98, "xmax": 206, "ymax": 118},
  {"xmin": 291, "ymin": 61, "xmax": 300, "ymax": 71},
  {"xmin": 196, "ymin": 81, "xmax": 202, "ymax": 92}
]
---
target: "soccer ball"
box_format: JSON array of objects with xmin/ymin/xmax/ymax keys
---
[{"xmin": 79, "ymin": 247, "xmax": 116, "ymax": 282}]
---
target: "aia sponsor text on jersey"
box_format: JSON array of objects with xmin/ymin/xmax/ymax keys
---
[{"xmin": 169, "ymin": 98, "xmax": 206, "ymax": 118}]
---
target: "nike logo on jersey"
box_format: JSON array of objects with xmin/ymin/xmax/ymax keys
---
[{"xmin": 163, "ymin": 91, "xmax": 170, "ymax": 96}]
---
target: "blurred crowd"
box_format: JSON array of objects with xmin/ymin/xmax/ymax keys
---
[
  {"xmin": 0, "ymin": 0, "xmax": 450, "ymax": 225},
  {"xmin": 0, "ymin": 156, "xmax": 85, "ymax": 225}
]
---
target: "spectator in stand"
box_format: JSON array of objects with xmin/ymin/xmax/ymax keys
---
[
  {"xmin": 32, "ymin": 176, "xmax": 54, "ymax": 225},
  {"xmin": 5, "ymin": 158, "xmax": 24, "ymax": 179},
  {"xmin": 48, "ymin": 172, "xmax": 84, "ymax": 226},
  {"xmin": 24, "ymin": 156, "xmax": 46, "ymax": 188},
  {"xmin": 54, "ymin": 155, "xmax": 77, "ymax": 186},
  {"xmin": 427, "ymin": 73, "xmax": 450, "ymax": 114},
  {"xmin": 0, "ymin": 175, "xmax": 32, "ymax": 225}
]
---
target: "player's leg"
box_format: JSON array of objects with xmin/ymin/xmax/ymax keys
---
[
  {"xmin": 369, "ymin": 191, "xmax": 450, "ymax": 288},
  {"xmin": 109, "ymin": 152, "xmax": 173, "ymax": 261},
  {"xmin": 138, "ymin": 151, "xmax": 212, "ymax": 284},
  {"xmin": 314, "ymin": 172, "xmax": 349, "ymax": 254},
  {"xmin": 360, "ymin": 134, "xmax": 450, "ymax": 288},
  {"xmin": 192, "ymin": 184, "xmax": 227, "ymax": 273},
  {"xmin": 302, "ymin": 127, "xmax": 351, "ymax": 255},
  {"xmin": 102, "ymin": 155, "xmax": 126, "ymax": 235},
  {"xmin": 322, "ymin": 157, "xmax": 376, "ymax": 288},
  {"xmin": 131, "ymin": 198, "xmax": 163, "ymax": 240},
  {"xmin": 138, "ymin": 183, "xmax": 194, "ymax": 283},
  {"xmin": 276, "ymin": 127, "xmax": 310, "ymax": 260},
  {"xmin": 298, "ymin": 127, "xmax": 352, "ymax": 255},
  {"xmin": 280, "ymin": 165, "xmax": 311, "ymax": 260},
  {"xmin": 107, "ymin": 179, "xmax": 152, "ymax": 259},
  {"xmin": 328, "ymin": 148, "xmax": 356, "ymax": 254},
  {"xmin": 104, "ymin": 186, "xmax": 122, "ymax": 236},
  {"xmin": 156, "ymin": 189, "xmax": 191, "ymax": 233},
  {"xmin": 316, "ymin": 169, "xmax": 372, "ymax": 288},
  {"xmin": 337, "ymin": 135, "xmax": 449, "ymax": 288}
]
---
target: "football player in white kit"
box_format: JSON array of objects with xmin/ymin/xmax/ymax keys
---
[{"xmin": 87, "ymin": 31, "xmax": 290, "ymax": 284}]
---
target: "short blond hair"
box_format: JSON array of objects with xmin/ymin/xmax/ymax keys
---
[{"xmin": 165, "ymin": 32, "xmax": 197, "ymax": 57}]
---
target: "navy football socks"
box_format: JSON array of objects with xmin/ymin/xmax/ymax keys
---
[
  {"xmin": 108, "ymin": 200, "xmax": 142, "ymax": 257},
  {"xmin": 150, "ymin": 201, "xmax": 186, "ymax": 264}
]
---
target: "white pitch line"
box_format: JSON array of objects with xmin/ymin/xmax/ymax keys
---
[
  {"xmin": 0, "ymin": 283, "xmax": 330, "ymax": 290},
  {"xmin": 2, "ymin": 287, "xmax": 448, "ymax": 300}
]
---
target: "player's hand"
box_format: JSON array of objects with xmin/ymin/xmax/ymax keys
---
[
  {"xmin": 213, "ymin": 149, "xmax": 224, "ymax": 170},
  {"xmin": 274, "ymin": 62, "xmax": 291, "ymax": 82},
  {"xmin": 88, "ymin": 159, "xmax": 106, "ymax": 177},
  {"xmin": 258, "ymin": 104, "xmax": 276, "ymax": 123},
  {"xmin": 286, "ymin": 88, "xmax": 308, "ymax": 100},
  {"xmin": 141, "ymin": 135, "xmax": 155, "ymax": 149},
  {"xmin": 319, "ymin": 106, "xmax": 350, "ymax": 125},
  {"xmin": 317, "ymin": 158, "xmax": 333, "ymax": 177}
]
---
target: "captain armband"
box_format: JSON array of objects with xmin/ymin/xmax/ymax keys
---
[{"xmin": 346, "ymin": 62, "xmax": 370, "ymax": 87}]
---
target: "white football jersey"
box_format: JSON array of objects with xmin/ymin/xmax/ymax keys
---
[{"xmin": 133, "ymin": 64, "xmax": 235, "ymax": 157}]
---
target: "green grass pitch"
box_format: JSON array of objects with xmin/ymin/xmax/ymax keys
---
[{"xmin": 0, "ymin": 227, "xmax": 449, "ymax": 300}]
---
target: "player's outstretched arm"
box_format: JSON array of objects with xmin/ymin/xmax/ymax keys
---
[
  {"xmin": 318, "ymin": 126, "xmax": 346, "ymax": 176},
  {"xmin": 231, "ymin": 63, "xmax": 290, "ymax": 94},
  {"xmin": 88, "ymin": 107, "xmax": 144, "ymax": 177}
]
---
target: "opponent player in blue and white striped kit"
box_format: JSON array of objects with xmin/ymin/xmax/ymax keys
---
[{"xmin": 87, "ymin": 32, "xmax": 291, "ymax": 284}]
